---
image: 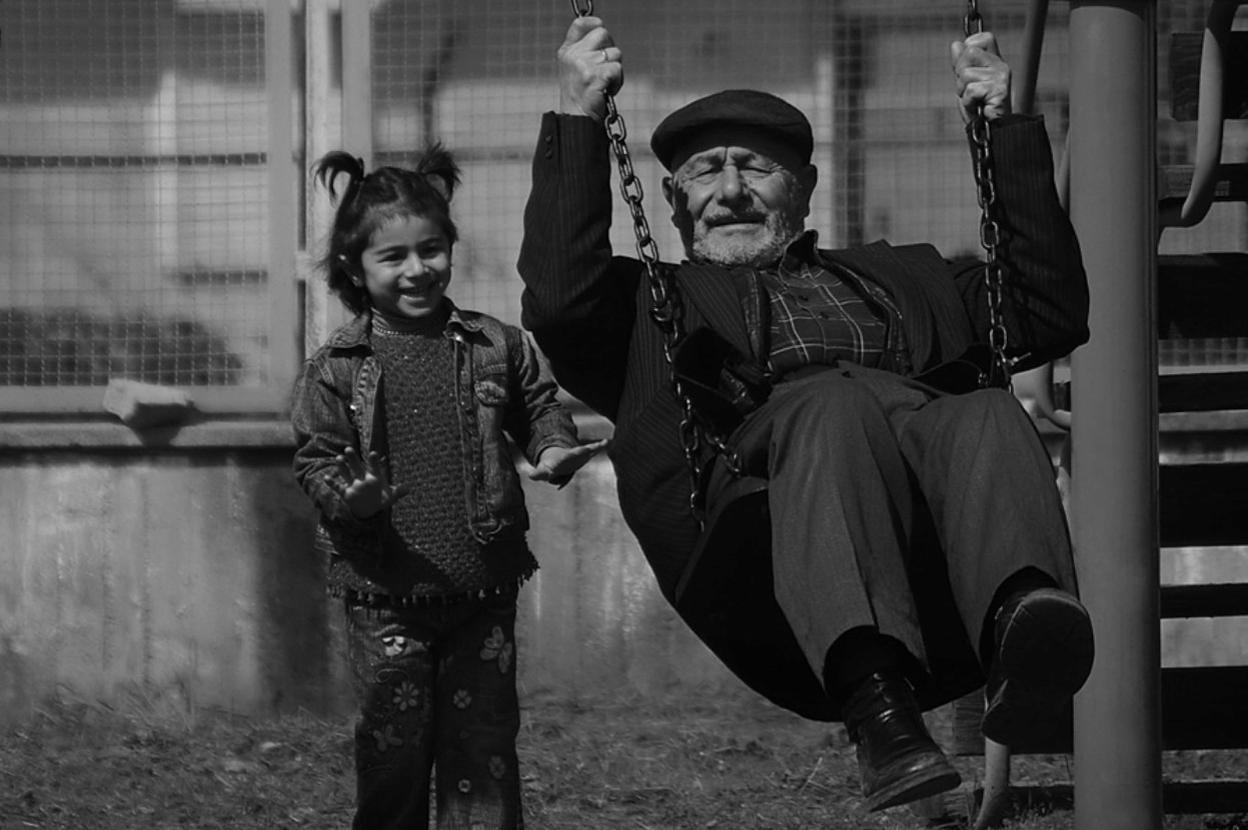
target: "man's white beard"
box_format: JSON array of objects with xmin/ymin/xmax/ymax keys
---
[{"xmin": 689, "ymin": 212, "xmax": 803, "ymax": 268}]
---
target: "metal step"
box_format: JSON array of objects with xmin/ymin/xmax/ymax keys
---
[
  {"xmin": 1158, "ymin": 253, "xmax": 1248, "ymax": 340},
  {"xmin": 1161, "ymin": 582, "xmax": 1248, "ymax": 618},
  {"xmin": 1158, "ymin": 372, "xmax": 1248, "ymax": 413},
  {"xmin": 1050, "ymin": 372, "xmax": 1248, "ymax": 414},
  {"xmin": 1160, "ymin": 461, "xmax": 1248, "ymax": 548}
]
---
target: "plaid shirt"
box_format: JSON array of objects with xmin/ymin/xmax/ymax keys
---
[{"xmin": 757, "ymin": 231, "xmax": 908, "ymax": 377}]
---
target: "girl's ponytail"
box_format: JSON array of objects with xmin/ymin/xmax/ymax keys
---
[
  {"xmin": 414, "ymin": 142, "xmax": 461, "ymax": 203},
  {"xmin": 313, "ymin": 150, "xmax": 367, "ymax": 203}
]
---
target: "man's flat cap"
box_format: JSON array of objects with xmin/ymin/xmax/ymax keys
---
[{"xmin": 650, "ymin": 89, "xmax": 813, "ymax": 171}]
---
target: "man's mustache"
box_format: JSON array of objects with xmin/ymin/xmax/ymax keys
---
[{"xmin": 704, "ymin": 212, "xmax": 768, "ymax": 227}]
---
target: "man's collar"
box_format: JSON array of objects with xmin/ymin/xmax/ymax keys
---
[{"xmin": 779, "ymin": 229, "xmax": 821, "ymax": 268}]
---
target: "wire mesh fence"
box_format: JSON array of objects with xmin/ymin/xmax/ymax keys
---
[
  {"xmin": 0, "ymin": 0, "xmax": 276, "ymax": 401},
  {"xmin": 2, "ymin": 0, "xmax": 1245, "ymax": 407},
  {"xmin": 351, "ymin": 0, "xmax": 1064, "ymax": 331}
]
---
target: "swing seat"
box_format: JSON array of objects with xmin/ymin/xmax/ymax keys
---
[
  {"xmin": 671, "ymin": 472, "xmax": 847, "ymax": 721},
  {"xmin": 670, "ymin": 346, "xmax": 997, "ymax": 626},
  {"xmin": 670, "ymin": 462, "xmax": 984, "ymax": 722},
  {"xmin": 673, "ymin": 473, "xmax": 770, "ymax": 612}
]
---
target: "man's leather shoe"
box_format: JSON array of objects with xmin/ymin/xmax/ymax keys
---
[
  {"xmin": 982, "ymin": 586, "xmax": 1094, "ymax": 748},
  {"xmin": 843, "ymin": 670, "xmax": 961, "ymax": 812}
]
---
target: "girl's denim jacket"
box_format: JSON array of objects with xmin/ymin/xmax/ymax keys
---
[{"xmin": 290, "ymin": 304, "xmax": 579, "ymax": 566}]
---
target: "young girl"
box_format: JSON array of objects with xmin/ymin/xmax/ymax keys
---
[{"xmin": 290, "ymin": 144, "xmax": 605, "ymax": 829}]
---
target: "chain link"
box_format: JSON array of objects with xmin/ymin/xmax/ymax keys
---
[
  {"xmin": 570, "ymin": 31, "xmax": 739, "ymax": 520},
  {"xmin": 964, "ymin": 0, "xmax": 1013, "ymax": 390},
  {"xmin": 602, "ymin": 97, "xmax": 742, "ymax": 519},
  {"xmin": 964, "ymin": 0, "xmax": 983, "ymax": 36}
]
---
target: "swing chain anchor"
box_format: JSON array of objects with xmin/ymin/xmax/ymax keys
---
[{"xmin": 964, "ymin": 0, "xmax": 1014, "ymax": 390}]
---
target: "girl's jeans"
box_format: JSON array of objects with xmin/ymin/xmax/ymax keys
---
[{"xmin": 345, "ymin": 591, "xmax": 523, "ymax": 830}]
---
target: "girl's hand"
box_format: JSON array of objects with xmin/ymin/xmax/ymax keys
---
[
  {"xmin": 336, "ymin": 446, "xmax": 409, "ymax": 518},
  {"xmin": 951, "ymin": 31, "xmax": 1012, "ymax": 124},
  {"xmin": 528, "ymin": 439, "xmax": 610, "ymax": 484}
]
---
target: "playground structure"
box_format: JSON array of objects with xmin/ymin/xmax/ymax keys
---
[{"xmin": 942, "ymin": 2, "xmax": 1248, "ymax": 828}]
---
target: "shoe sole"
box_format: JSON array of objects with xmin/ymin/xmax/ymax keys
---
[
  {"xmin": 981, "ymin": 588, "xmax": 1094, "ymax": 748},
  {"xmin": 865, "ymin": 754, "xmax": 962, "ymax": 812}
]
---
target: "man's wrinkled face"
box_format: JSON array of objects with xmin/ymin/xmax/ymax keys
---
[{"xmin": 662, "ymin": 125, "xmax": 817, "ymax": 268}]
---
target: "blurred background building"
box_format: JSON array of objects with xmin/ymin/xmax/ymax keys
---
[{"xmin": 1, "ymin": 0, "xmax": 1245, "ymax": 720}]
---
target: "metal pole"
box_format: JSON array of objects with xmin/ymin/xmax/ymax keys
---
[
  {"xmin": 1013, "ymin": 0, "xmax": 1049, "ymax": 114},
  {"xmin": 1068, "ymin": 3, "xmax": 1160, "ymax": 829},
  {"xmin": 267, "ymin": 0, "xmax": 299, "ymax": 395},
  {"xmin": 303, "ymin": 0, "xmax": 350, "ymax": 351},
  {"xmin": 341, "ymin": 0, "xmax": 372, "ymax": 167}
]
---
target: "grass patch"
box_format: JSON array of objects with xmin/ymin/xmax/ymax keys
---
[{"xmin": 2, "ymin": 690, "xmax": 1246, "ymax": 828}]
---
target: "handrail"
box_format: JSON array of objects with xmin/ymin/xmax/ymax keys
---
[
  {"xmin": 1160, "ymin": 0, "xmax": 1242, "ymax": 229},
  {"xmin": 1013, "ymin": 0, "xmax": 1049, "ymax": 115}
]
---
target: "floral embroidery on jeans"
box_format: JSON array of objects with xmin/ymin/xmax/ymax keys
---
[
  {"xmin": 344, "ymin": 597, "xmax": 523, "ymax": 825},
  {"xmin": 480, "ymin": 625, "xmax": 514, "ymax": 674},
  {"xmin": 392, "ymin": 681, "xmax": 420, "ymax": 712},
  {"xmin": 372, "ymin": 724, "xmax": 403, "ymax": 752}
]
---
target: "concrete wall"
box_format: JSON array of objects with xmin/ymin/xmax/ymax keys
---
[
  {"xmin": 6, "ymin": 419, "xmax": 1248, "ymax": 727},
  {"xmin": 0, "ymin": 421, "xmax": 744, "ymax": 727}
]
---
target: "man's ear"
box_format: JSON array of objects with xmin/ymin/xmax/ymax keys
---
[
  {"xmin": 661, "ymin": 175, "xmax": 676, "ymax": 208},
  {"xmin": 661, "ymin": 175, "xmax": 684, "ymax": 230},
  {"xmin": 796, "ymin": 164, "xmax": 818, "ymax": 219}
]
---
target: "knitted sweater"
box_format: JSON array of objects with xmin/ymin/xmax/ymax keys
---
[{"xmin": 325, "ymin": 315, "xmax": 538, "ymax": 603}]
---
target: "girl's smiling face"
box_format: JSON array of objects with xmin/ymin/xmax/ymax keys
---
[{"xmin": 358, "ymin": 213, "xmax": 453, "ymax": 322}]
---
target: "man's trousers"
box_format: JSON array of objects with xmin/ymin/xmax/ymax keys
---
[{"xmin": 706, "ymin": 363, "xmax": 1078, "ymax": 683}]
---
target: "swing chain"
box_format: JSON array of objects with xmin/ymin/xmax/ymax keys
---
[
  {"xmin": 579, "ymin": 13, "xmax": 740, "ymax": 521},
  {"xmin": 964, "ymin": 0, "xmax": 1013, "ymax": 390},
  {"xmin": 572, "ymin": 2, "xmax": 1004, "ymax": 514},
  {"xmin": 964, "ymin": 0, "xmax": 983, "ymax": 36},
  {"xmin": 604, "ymin": 100, "xmax": 740, "ymax": 519}
]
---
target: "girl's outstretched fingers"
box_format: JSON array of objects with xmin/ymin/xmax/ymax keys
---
[
  {"xmin": 338, "ymin": 445, "xmax": 370, "ymax": 481},
  {"xmin": 373, "ymin": 457, "xmax": 411, "ymax": 508},
  {"xmin": 528, "ymin": 438, "xmax": 610, "ymax": 482}
]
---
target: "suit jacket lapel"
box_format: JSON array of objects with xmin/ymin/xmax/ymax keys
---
[{"xmin": 675, "ymin": 262, "xmax": 756, "ymax": 359}]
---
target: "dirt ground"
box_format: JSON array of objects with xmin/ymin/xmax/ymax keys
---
[{"xmin": 1, "ymin": 690, "xmax": 1244, "ymax": 829}]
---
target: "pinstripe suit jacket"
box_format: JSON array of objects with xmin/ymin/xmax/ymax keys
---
[{"xmin": 519, "ymin": 111, "xmax": 1087, "ymax": 717}]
